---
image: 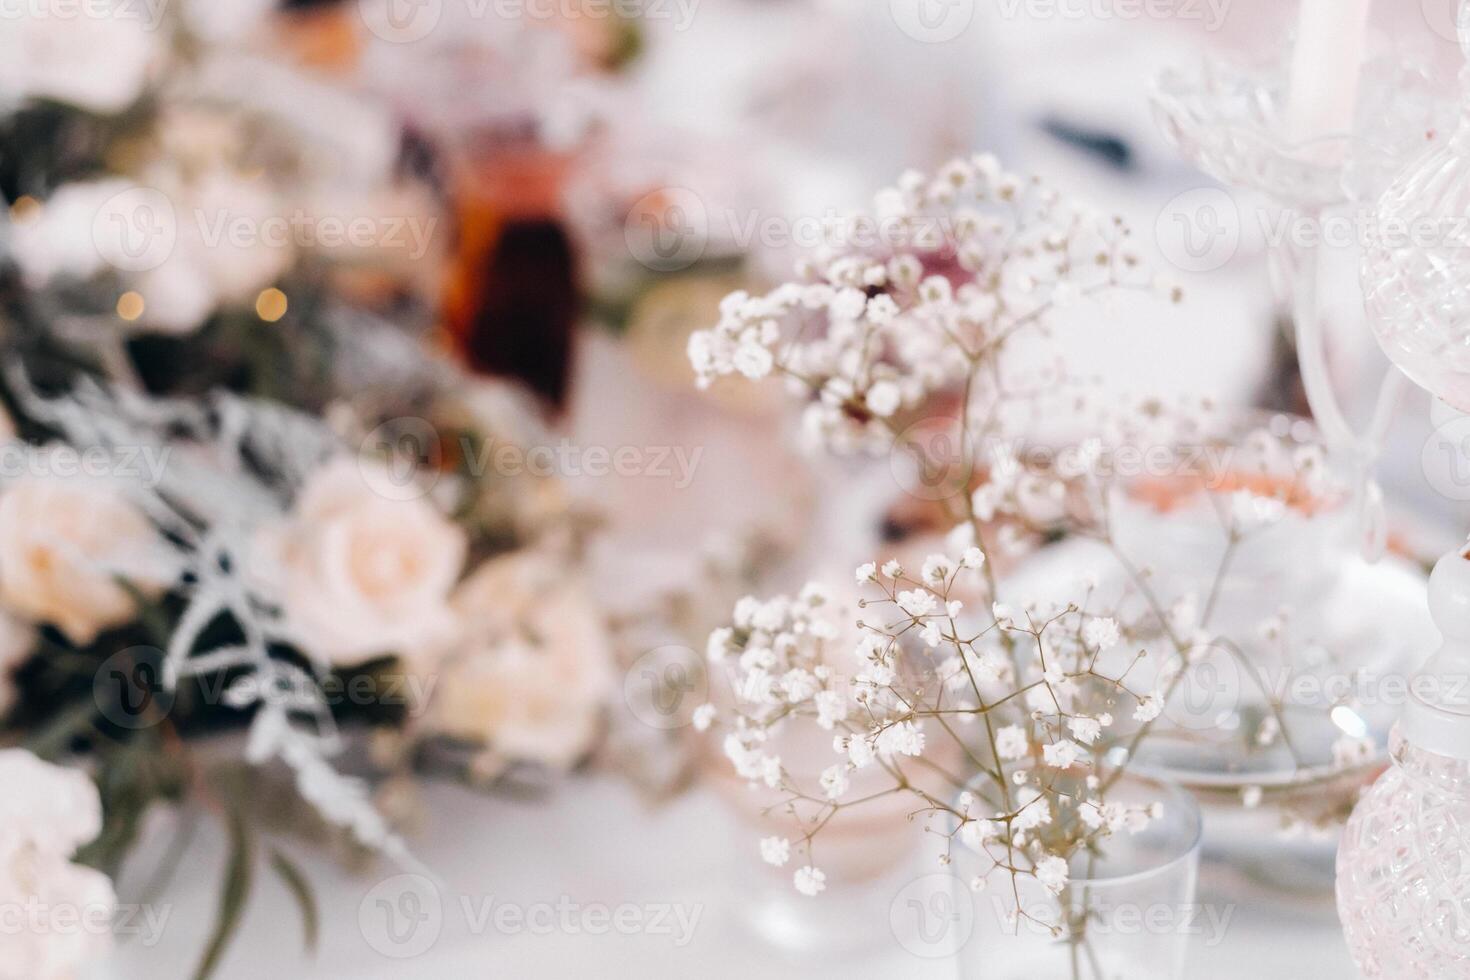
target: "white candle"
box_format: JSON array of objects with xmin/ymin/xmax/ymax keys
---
[{"xmin": 1285, "ymin": 0, "xmax": 1372, "ymax": 154}]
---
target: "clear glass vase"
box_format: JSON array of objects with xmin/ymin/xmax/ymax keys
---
[
  {"xmin": 700, "ymin": 722, "xmax": 947, "ymax": 955},
  {"xmin": 950, "ymin": 777, "xmax": 1203, "ymax": 980}
]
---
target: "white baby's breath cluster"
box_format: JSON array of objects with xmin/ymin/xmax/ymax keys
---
[
  {"xmin": 706, "ymin": 546, "xmax": 1168, "ymax": 921},
  {"xmin": 687, "ymin": 155, "xmax": 1172, "ymax": 454},
  {"xmin": 688, "ymin": 156, "xmax": 1392, "ymax": 937}
]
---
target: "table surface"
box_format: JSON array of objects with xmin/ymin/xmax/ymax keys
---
[{"xmin": 94, "ymin": 774, "xmax": 1357, "ymax": 979}]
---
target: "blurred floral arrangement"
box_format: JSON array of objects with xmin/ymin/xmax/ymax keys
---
[
  {"xmin": 686, "ymin": 155, "xmax": 1408, "ymax": 964},
  {"xmin": 0, "ymin": 4, "xmax": 617, "ymax": 978}
]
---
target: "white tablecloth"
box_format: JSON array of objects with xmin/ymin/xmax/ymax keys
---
[{"xmin": 97, "ymin": 775, "xmax": 1355, "ymax": 979}]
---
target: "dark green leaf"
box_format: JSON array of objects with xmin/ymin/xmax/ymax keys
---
[
  {"xmin": 22, "ymin": 700, "xmax": 98, "ymax": 759},
  {"xmin": 192, "ymin": 808, "xmax": 255, "ymax": 980},
  {"xmin": 267, "ymin": 848, "xmax": 319, "ymax": 956}
]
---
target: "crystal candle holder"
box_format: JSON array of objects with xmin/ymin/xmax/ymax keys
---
[
  {"xmin": 1362, "ymin": 41, "xmax": 1470, "ymax": 412},
  {"xmin": 1337, "ymin": 724, "xmax": 1470, "ymax": 973},
  {"xmin": 1153, "ymin": 55, "xmax": 1351, "ymax": 208},
  {"xmin": 1337, "ymin": 550, "xmax": 1470, "ymax": 976},
  {"xmin": 1153, "ymin": 52, "xmax": 1449, "ymax": 210}
]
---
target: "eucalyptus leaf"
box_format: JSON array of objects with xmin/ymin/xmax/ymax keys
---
[
  {"xmin": 268, "ymin": 848, "xmax": 320, "ymax": 956},
  {"xmin": 192, "ymin": 809, "xmax": 255, "ymax": 980}
]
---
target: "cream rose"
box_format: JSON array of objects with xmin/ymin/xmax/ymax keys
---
[
  {"xmin": 0, "ymin": 750, "xmax": 114, "ymax": 980},
  {"xmin": 255, "ymin": 457, "xmax": 467, "ymax": 667},
  {"xmin": 0, "ymin": 474, "xmax": 174, "ymax": 646},
  {"xmin": 430, "ymin": 550, "xmax": 613, "ymax": 770}
]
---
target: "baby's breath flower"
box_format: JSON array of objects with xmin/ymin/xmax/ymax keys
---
[
  {"xmin": 1043, "ymin": 740, "xmax": 1086, "ymax": 769},
  {"xmin": 1133, "ymin": 695, "xmax": 1164, "ymax": 723},
  {"xmin": 995, "ymin": 725, "xmax": 1028, "ymax": 761},
  {"xmin": 1068, "ymin": 716, "xmax": 1103, "ymax": 745},
  {"xmin": 814, "ymin": 690, "xmax": 849, "ymax": 730},
  {"xmin": 877, "ymin": 721, "xmax": 926, "ymax": 758},
  {"xmin": 921, "ymin": 554, "xmax": 954, "ymax": 587},
  {"xmin": 865, "ymin": 381, "xmax": 902, "ymax": 418},
  {"xmin": 761, "ymin": 836, "xmax": 792, "ymax": 867},
  {"xmin": 707, "ymin": 626, "xmax": 734, "ymax": 661},
  {"xmin": 794, "ymin": 866, "xmax": 827, "ymax": 897},
  {"xmin": 1083, "ymin": 617, "xmax": 1120, "ymax": 651},
  {"xmin": 897, "ymin": 589, "xmax": 938, "ymax": 618},
  {"xmin": 820, "ymin": 764, "xmax": 851, "ymax": 800},
  {"xmin": 1035, "ymin": 855, "xmax": 1069, "ymax": 895}
]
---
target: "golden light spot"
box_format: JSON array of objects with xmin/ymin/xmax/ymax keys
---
[
  {"xmin": 116, "ymin": 291, "xmax": 145, "ymax": 321},
  {"xmin": 9, "ymin": 195, "xmax": 40, "ymax": 223},
  {"xmin": 255, "ymin": 288, "xmax": 288, "ymax": 322}
]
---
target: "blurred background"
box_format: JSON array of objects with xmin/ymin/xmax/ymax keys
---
[{"xmin": 6, "ymin": 0, "xmax": 1469, "ymax": 976}]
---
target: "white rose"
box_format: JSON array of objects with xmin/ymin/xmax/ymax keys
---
[
  {"xmin": 12, "ymin": 167, "xmax": 294, "ymax": 336},
  {"xmin": 133, "ymin": 167, "xmax": 295, "ymax": 334},
  {"xmin": 0, "ymin": 750, "xmax": 103, "ymax": 860},
  {"xmin": 182, "ymin": 0, "xmax": 277, "ymax": 44},
  {"xmin": 0, "ymin": 750, "xmax": 113, "ymax": 980},
  {"xmin": 254, "ymin": 457, "xmax": 467, "ymax": 668},
  {"xmin": 7, "ymin": 180, "xmax": 128, "ymax": 289},
  {"xmin": 430, "ymin": 551, "xmax": 613, "ymax": 770},
  {"xmin": 0, "ymin": 6, "xmax": 163, "ymax": 114},
  {"xmin": 0, "ymin": 858, "xmax": 115, "ymax": 980},
  {"xmin": 0, "ymin": 472, "xmax": 174, "ymax": 646}
]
